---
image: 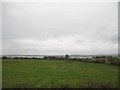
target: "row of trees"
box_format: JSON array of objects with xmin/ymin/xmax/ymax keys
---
[
  {"xmin": 2, "ymin": 54, "xmax": 70, "ymax": 59},
  {"xmin": 2, "ymin": 55, "xmax": 120, "ymax": 66},
  {"xmin": 70, "ymin": 56, "xmax": 120, "ymax": 66}
]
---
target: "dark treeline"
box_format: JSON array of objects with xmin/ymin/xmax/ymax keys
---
[{"xmin": 2, "ymin": 55, "xmax": 120, "ymax": 66}]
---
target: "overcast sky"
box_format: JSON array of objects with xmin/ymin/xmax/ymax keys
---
[{"xmin": 2, "ymin": 2, "xmax": 118, "ymax": 55}]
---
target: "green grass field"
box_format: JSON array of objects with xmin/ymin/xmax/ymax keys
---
[
  {"xmin": 0, "ymin": 59, "xmax": 2, "ymax": 89},
  {"xmin": 2, "ymin": 59, "xmax": 118, "ymax": 88}
]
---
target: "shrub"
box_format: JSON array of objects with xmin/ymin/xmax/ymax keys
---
[
  {"xmin": 2, "ymin": 56, "xmax": 8, "ymax": 59},
  {"xmin": 107, "ymin": 56, "xmax": 119, "ymax": 66},
  {"xmin": 13, "ymin": 57, "xmax": 19, "ymax": 59}
]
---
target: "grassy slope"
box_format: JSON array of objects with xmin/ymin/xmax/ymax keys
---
[
  {"xmin": 0, "ymin": 59, "xmax": 2, "ymax": 89},
  {"xmin": 2, "ymin": 59, "xmax": 118, "ymax": 88}
]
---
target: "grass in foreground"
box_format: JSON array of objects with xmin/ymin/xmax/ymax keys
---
[
  {"xmin": 2, "ymin": 59, "xmax": 118, "ymax": 88},
  {"xmin": 0, "ymin": 59, "xmax": 2, "ymax": 89}
]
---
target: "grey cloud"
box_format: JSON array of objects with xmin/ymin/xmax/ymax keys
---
[{"xmin": 2, "ymin": 2, "xmax": 118, "ymax": 55}]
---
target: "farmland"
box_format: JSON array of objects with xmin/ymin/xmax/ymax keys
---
[{"xmin": 2, "ymin": 59, "xmax": 119, "ymax": 88}]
